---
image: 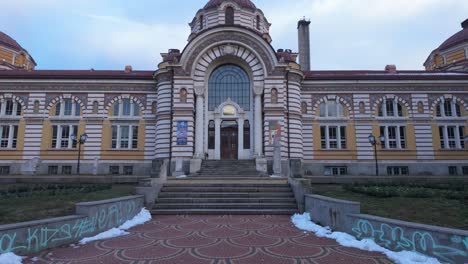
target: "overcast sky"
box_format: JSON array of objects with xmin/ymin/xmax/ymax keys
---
[{"xmin": 1, "ymin": 0, "xmax": 467, "ymax": 71}]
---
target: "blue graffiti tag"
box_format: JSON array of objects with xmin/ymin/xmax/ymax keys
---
[{"xmin": 352, "ymin": 219, "xmax": 467, "ymax": 264}]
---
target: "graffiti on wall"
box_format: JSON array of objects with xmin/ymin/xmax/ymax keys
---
[
  {"xmin": 0, "ymin": 199, "xmax": 138, "ymax": 255},
  {"xmin": 352, "ymin": 219, "xmax": 468, "ymax": 264}
]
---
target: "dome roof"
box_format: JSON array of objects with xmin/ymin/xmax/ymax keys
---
[
  {"xmin": 438, "ymin": 28, "xmax": 468, "ymax": 51},
  {"xmin": 438, "ymin": 19, "xmax": 468, "ymax": 51},
  {"xmin": 204, "ymin": 0, "xmax": 257, "ymax": 11},
  {"xmin": 0, "ymin": 31, "xmax": 23, "ymax": 51}
]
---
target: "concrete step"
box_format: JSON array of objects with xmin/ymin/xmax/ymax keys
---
[
  {"xmin": 168, "ymin": 178, "xmax": 284, "ymax": 183},
  {"xmin": 151, "ymin": 208, "xmax": 298, "ymax": 215},
  {"xmin": 161, "ymin": 186, "xmax": 292, "ymax": 192},
  {"xmin": 153, "ymin": 203, "xmax": 298, "ymax": 209},
  {"xmin": 158, "ymin": 192, "xmax": 295, "ymax": 198},
  {"xmin": 157, "ymin": 197, "xmax": 297, "ymax": 203},
  {"xmin": 163, "ymin": 183, "xmax": 289, "ymax": 188}
]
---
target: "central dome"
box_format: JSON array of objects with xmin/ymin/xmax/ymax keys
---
[{"xmin": 204, "ymin": 0, "xmax": 257, "ymax": 11}]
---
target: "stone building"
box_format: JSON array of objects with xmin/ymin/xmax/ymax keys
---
[{"xmin": 0, "ymin": 0, "xmax": 467, "ymax": 177}]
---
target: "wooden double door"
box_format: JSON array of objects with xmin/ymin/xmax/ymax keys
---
[{"xmin": 221, "ymin": 121, "xmax": 238, "ymax": 160}]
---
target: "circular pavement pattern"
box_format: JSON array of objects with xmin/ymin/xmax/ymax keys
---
[{"xmin": 25, "ymin": 215, "xmax": 393, "ymax": 264}]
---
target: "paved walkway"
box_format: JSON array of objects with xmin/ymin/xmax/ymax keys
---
[{"xmin": 26, "ymin": 215, "xmax": 392, "ymax": 264}]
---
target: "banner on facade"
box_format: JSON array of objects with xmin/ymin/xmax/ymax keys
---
[
  {"xmin": 268, "ymin": 121, "xmax": 282, "ymax": 145},
  {"xmin": 176, "ymin": 121, "xmax": 188, "ymax": 145}
]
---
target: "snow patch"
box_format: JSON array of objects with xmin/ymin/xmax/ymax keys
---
[
  {"xmin": 291, "ymin": 213, "xmax": 442, "ymax": 264},
  {"xmin": 0, "ymin": 252, "xmax": 23, "ymax": 264},
  {"xmin": 79, "ymin": 208, "xmax": 152, "ymax": 245}
]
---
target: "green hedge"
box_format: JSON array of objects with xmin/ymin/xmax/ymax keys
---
[
  {"xmin": 0, "ymin": 184, "xmax": 112, "ymax": 198},
  {"xmin": 343, "ymin": 182, "xmax": 468, "ymax": 200}
]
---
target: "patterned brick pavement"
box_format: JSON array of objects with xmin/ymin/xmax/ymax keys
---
[{"xmin": 26, "ymin": 215, "xmax": 393, "ymax": 264}]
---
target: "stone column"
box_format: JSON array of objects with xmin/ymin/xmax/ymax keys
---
[
  {"xmin": 194, "ymin": 87, "xmax": 205, "ymax": 158},
  {"xmin": 238, "ymin": 117, "xmax": 244, "ymax": 159},
  {"xmin": 215, "ymin": 118, "xmax": 221, "ymax": 160},
  {"xmin": 254, "ymin": 86, "xmax": 263, "ymax": 157}
]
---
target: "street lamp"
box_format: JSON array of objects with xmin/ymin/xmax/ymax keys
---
[
  {"xmin": 70, "ymin": 133, "xmax": 88, "ymax": 174},
  {"xmin": 368, "ymin": 134, "xmax": 386, "ymax": 176}
]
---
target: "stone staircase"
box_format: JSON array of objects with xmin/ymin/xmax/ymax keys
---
[
  {"xmin": 151, "ymin": 160, "xmax": 298, "ymax": 215},
  {"xmin": 191, "ymin": 160, "xmax": 264, "ymax": 178}
]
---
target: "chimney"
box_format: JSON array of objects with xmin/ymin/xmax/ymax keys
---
[
  {"xmin": 462, "ymin": 18, "xmax": 468, "ymax": 29},
  {"xmin": 124, "ymin": 65, "xmax": 133, "ymax": 73},
  {"xmin": 298, "ymin": 18, "xmax": 311, "ymax": 70},
  {"xmin": 385, "ymin": 64, "xmax": 397, "ymax": 73}
]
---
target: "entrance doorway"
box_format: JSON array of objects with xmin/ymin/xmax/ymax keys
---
[{"xmin": 221, "ymin": 121, "xmax": 238, "ymax": 160}]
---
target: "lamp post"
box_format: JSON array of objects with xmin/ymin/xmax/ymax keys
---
[
  {"xmin": 368, "ymin": 134, "xmax": 386, "ymax": 176},
  {"xmin": 70, "ymin": 133, "xmax": 88, "ymax": 175}
]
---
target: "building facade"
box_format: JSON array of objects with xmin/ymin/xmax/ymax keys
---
[{"xmin": 0, "ymin": 0, "xmax": 467, "ymax": 177}]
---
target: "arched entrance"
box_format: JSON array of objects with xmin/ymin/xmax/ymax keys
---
[
  {"xmin": 205, "ymin": 64, "xmax": 253, "ymax": 160},
  {"xmin": 221, "ymin": 121, "xmax": 238, "ymax": 160}
]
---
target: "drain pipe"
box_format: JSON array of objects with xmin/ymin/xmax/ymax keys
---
[
  {"xmin": 168, "ymin": 68, "xmax": 175, "ymax": 176},
  {"xmin": 286, "ymin": 71, "xmax": 291, "ymax": 160}
]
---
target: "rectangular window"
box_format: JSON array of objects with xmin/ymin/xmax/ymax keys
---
[
  {"xmin": 120, "ymin": 126, "xmax": 129, "ymax": 148},
  {"xmin": 388, "ymin": 126, "xmax": 397, "ymax": 149},
  {"xmin": 132, "ymin": 126, "xmax": 139, "ymax": 149},
  {"xmin": 0, "ymin": 126, "xmax": 10, "ymax": 148},
  {"xmin": 439, "ymin": 126, "xmax": 445, "ymax": 149},
  {"xmin": 111, "ymin": 125, "xmax": 138, "ymax": 149},
  {"xmin": 113, "ymin": 102, "xmax": 119, "ymax": 116},
  {"xmin": 386, "ymin": 99, "xmax": 394, "ymax": 116},
  {"xmin": 463, "ymin": 166, "xmax": 468, "ymax": 176},
  {"xmin": 0, "ymin": 125, "xmax": 18, "ymax": 149},
  {"xmin": 64, "ymin": 99, "xmax": 72, "ymax": 116},
  {"xmin": 74, "ymin": 102, "xmax": 80, "ymax": 116},
  {"xmin": 340, "ymin": 127, "xmax": 347, "ymax": 149},
  {"xmin": 447, "ymin": 126, "xmax": 456, "ymax": 149},
  {"xmin": 320, "ymin": 126, "xmax": 347, "ymax": 150},
  {"xmin": 122, "ymin": 99, "xmax": 131, "ymax": 116},
  {"xmin": 51, "ymin": 125, "xmax": 78, "ymax": 149},
  {"xmin": 123, "ymin": 166, "xmax": 133, "ymax": 175},
  {"xmin": 5, "ymin": 100, "xmax": 13, "ymax": 115},
  {"xmin": 387, "ymin": 166, "xmax": 409, "ymax": 176},
  {"xmin": 55, "ymin": 103, "xmax": 61, "ymax": 116},
  {"xmin": 381, "ymin": 126, "xmax": 406, "ymax": 149},
  {"xmin": 48, "ymin": 166, "xmax": 58, "ymax": 175},
  {"xmin": 112, "ymin": 126, "xmax": 118, "ymax": 148},
  {"xmin": 62, "ymin": 166, "xmax": 72, "ymax": 175},
  {"xmin": 110, "ymin": 166, "xmax": 120, "ymax": 175},
  {"xmin": 439, "ymin": 126, "xmax": 465, "ymax": 149},
  {"xmin": 208, "ymin": 121, "xmax": 215, "ymax": 150},
  {"xmin": 324, "ymin": 166, "xmax": 347, "ymax": 176},
  {"xmin": 328, "ymin": 126, "xmax": 338, "ymax": 149},
  {"xmin": 0, "ymin": 166, "xmax": 10, "ymax": 175},
  {"xmin": 449, "ymin": 166, "xmax": 458, "ymax": 176},
  {"xmin": 459, "ymin": 126, "xmax": 465, "ymax": 149},
  {"xmin": 444, "ymin": 100, "xmax": 452, "ymax": 117}
]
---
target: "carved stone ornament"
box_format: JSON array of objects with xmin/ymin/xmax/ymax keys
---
[
  {"xmin": 222, "ymin": 44, "xmax": 235, "ymax": 55},
  {"xmin": 194, "ymin": 86, "xmax": 205, "ymax": 96},
  {"xmin": 253, "ymin": 86, "xmax": 264, "ymax": 96}
]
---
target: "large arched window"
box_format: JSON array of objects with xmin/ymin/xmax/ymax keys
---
[{"xmin": 208, "ymin": 64, "xmax": 250, "ymax": 111}]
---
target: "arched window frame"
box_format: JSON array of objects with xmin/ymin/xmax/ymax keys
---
[
  {"xmin": 319, "ymin": 99, "xmax": 345, "ymax": 118},
  {"xmin": 112, "ymin": 98, "xmax": 140, "ymax": 118},
  {"xmin": 378, "ymin": 98, "xmax": 404, "ymax": 118},
  {"xmin": 54, "ymin": 98, "xmax": 81, "ymax": 117},
  {"xmin": 225, "ymin": 6, "xmax": 234, "ymax": 25},
  {"xmin": 208, "ymin": 64, "xmax": 250, "ymax": 111},
  {"xmin": 0, "ymin": 98, "xmax": 22, "ymax": 117},
  {"xmin": 436, "ymin": 98, "xmax": 462, "ymax": 118}
]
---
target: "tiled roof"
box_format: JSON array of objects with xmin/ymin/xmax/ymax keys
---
[
  {"xmin": 0, "ymin": 31, "xmax": 23, "ymax": 51},
  {"xmin": 204, "ymin": 0, "xmax": 256, "ymax": 11},
  {"xmin": 304, "ymin": 70, "xmax": 468, "ymax": 81},
  {"xmin": 0, "ymin": 70, "xmax": 154, "ymax": 80}
]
